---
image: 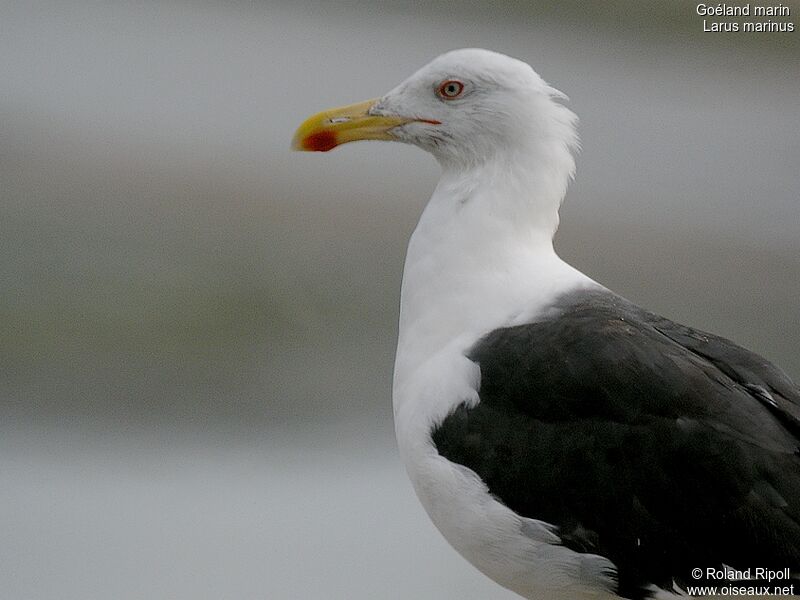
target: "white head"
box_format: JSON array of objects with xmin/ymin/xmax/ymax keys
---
[
  {"xmin": 373, "ymin": 49, "xmax": 577, "ymax": 169},
  {"xmin": 293, "ymin": 48, "xmax": 578, "ymax": 172}
]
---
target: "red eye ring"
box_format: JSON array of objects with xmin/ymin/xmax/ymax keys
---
[{"xmin": 437, "ymin": 80, "xmax": 464, "ymax": 100}]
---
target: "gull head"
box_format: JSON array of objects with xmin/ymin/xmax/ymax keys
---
[{"xmin": 293, "ymin": 48, "xmax": 578, "ymax": 169}]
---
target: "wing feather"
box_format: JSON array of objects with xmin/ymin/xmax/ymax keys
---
[{"xmin": 432, "ymin": 291, "xmax": 800, "ymax": 599}]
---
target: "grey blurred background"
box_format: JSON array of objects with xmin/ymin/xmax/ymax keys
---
[{"xmin": 1, "ymin": 2, "xmax": 798, "ymax": 599}]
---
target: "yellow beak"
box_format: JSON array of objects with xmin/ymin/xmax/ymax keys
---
[{"xmin": 291, "ymin": 98, "xmax": 419, "ymax": 152}]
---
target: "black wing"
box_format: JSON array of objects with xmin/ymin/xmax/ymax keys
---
[{"xmin": 432, "ymin": 290, "xmax": 800, "ymax": 599}]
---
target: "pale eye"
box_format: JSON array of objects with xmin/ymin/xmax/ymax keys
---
[{"xmin": 437, "ymin": 80, "xmax": 465, "ymax": 100}]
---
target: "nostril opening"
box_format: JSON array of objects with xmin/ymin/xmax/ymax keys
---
[{"xmin": 368, "ymin": 102, "xmax": 386, "ymax": 116}]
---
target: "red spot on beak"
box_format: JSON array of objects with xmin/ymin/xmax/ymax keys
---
[{"xmin": 303, "ymin": 131, "xmax": 338, "ymax": 152}]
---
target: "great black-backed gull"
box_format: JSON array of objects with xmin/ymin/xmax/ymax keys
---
[{"xmin": 292, "ymin": 48, "xmax": 800, "ymax": 600}]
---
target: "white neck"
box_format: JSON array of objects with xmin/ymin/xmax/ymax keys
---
[{"xmin": 392, "ymin": 142, "xmax": 596, "ymax": 407}]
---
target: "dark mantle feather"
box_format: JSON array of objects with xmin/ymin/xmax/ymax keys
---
[{"xmin": 432, "ymin": 290, "xmax": 800, "ymax": 599}]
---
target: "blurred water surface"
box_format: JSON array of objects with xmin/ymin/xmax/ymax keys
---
[{"xmin": 1, "ymin": 1, "xmax": 798, "ymax": 598}]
